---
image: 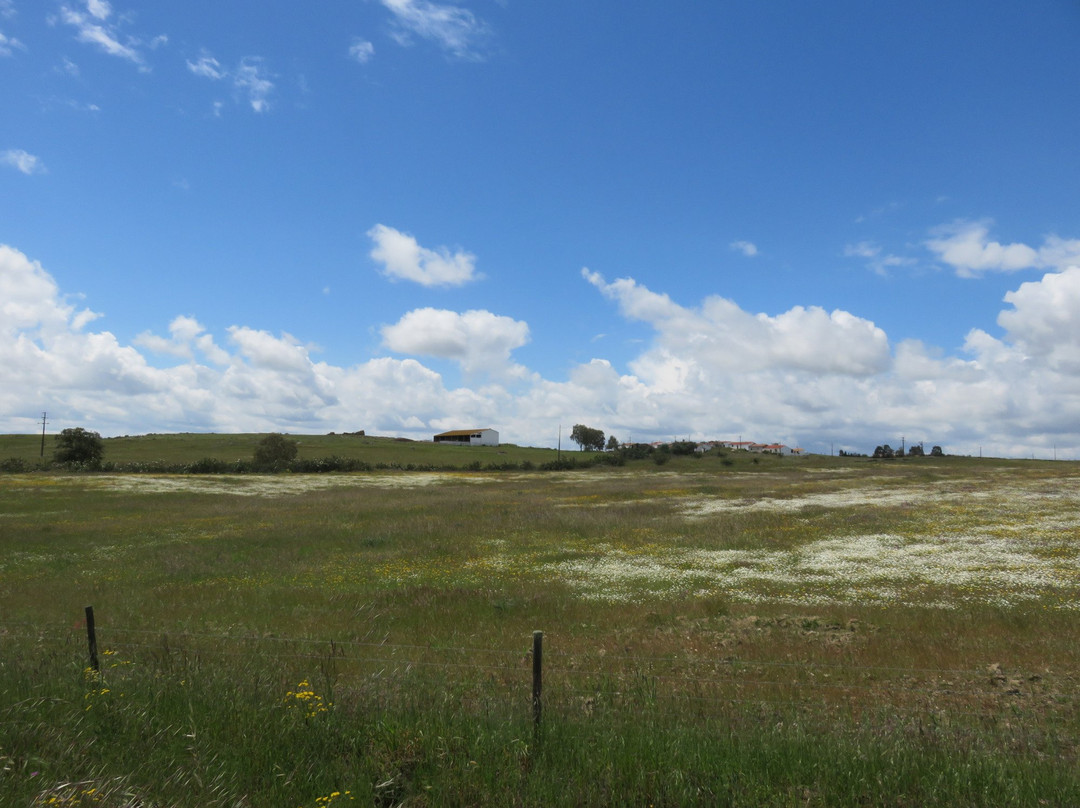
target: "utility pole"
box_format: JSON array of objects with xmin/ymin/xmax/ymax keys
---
[{"xmin": 40, "ymin": 411, "xmax": 48, "ymax": 457}]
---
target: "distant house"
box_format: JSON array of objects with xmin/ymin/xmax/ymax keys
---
[
  {"xmin": 433, "ymin": 428, "xmax": 499, "ymax": 447},
  {"xmin": 758, "ymin": 444, "xmax": 800, "ymax": 456}
]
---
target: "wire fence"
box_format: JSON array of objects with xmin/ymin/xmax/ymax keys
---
[{"xmin": 3, "ymin": 608, "xmax": 1078, "ymax": 732}]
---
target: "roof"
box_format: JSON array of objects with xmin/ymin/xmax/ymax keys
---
[{"xmin": 434, "ymin": 428, "xmax": 494, "ymax": 437}]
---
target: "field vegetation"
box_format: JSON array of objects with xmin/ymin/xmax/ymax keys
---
[
  {"xmin": 1, "ymin": 439, "xmax": 1078, "ymax": 805},
  {"xmin": 0, "ymin": 432, "xmax": 567, "ymax": 472}
]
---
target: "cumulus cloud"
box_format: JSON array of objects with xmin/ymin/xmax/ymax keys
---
[
  {"xmin": 187, "ymin": 51, "xmax": 274, "ymax": 112},
  {"xmin": 5, "ymin": 241, "xmax": 1080, "ymax": 458},
  {"xmin": 136, "ymin": 315, "xmax": 230, "ymax": 364},
  {"xmin": 348, "ymin": 38, "xmax": 375, "ymax": 63},
  {"xmin": 368, "ymin": 224, "xmax": 479, "ymax": 287},
  {"xmin": 925, "ymin": 220, "xmax": 1080, "ymax": 278},
  {"xmin": 381, "ymin": 307, "xmax": 529, "ymax": 376},
  {"xmin": 996, "ymin": 267, "xmax": 1080, "ymax": 372},
  {"xmin": 380, "ymin": 0, "xmax": 489, "ymax": 59},
  {"xmin": 1, "ymin": 149, "xmax": 45, "ymax": 175},
  {"xmin": 582, "ymin": 268, "xmax": 891, "ymax": 377}
]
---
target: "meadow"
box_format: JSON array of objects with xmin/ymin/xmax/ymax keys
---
[{"xmin": 2, "ymin": 446, "xmax": 1079, "ymax": 806}]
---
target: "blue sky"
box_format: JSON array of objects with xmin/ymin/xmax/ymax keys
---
[{"xmin": 3, "ymin": 0, "xmax": 1080, "ymax": 456}]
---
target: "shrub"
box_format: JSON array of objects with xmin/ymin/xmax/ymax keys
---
[
  {"xmin": 54, "ymin": 427, "xmax": 105, "ymax": 468},
  {"xmin": 187, "ymin": 457, "xmax": 230, "ymax": 474},
  {"xmin": 591, "ymin": 452, "xmax": 625, "ymax": 467},
  {"xmin": 253, "ymin": 433, "xmax": 298, "ymax": 472},
  {"xmin": 0, "ymin": 457, "xmax": 29, "ymax": 473},
  {"xmin": 540, "ymin": 458, "xmax": 580, "ymax": 471}
]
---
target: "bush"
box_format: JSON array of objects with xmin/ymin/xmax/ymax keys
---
[
  {"xmin": 540, "ymin": 458, "xmax": 580, "ymax": 471},
  {"xmin": 54, "ymin": 427, "xmax": 105, "ymax": 468},
  {"xmin": 0, "ymin": 457, "xmax": 29, "ymax": 473},
  {"xmin": 620, "ymin": 444, "xmax": 654, "ymax": 461},
  {"xmin": 591, "ymin": 452, "xmax": 625, "ymax": 467},
  {"xmin": 253, "ymin": 433, "xmax": 298, "ymax": 472},
  {"xmin": 187, "ymin": 457, "xmax": 231, "ymax": 474}
]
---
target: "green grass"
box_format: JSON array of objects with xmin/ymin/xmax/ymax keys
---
[
  {"xmin": 0, "ymin": 431, "xmax": 567, "ymax": 469},
  {"xmin": 2, "ymin": 458, "xmax": 1079, "ymax": 805}
]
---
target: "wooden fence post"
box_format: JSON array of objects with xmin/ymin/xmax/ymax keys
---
[
  {"xmin": 85, "ymin": 605, "xmax": 99, "ymax": 672},
  {"xmin": 532, "ymin": 630, "xmax": 543, "ymax": 730}
]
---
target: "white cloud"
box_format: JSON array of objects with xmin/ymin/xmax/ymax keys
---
[
  {"xmin": 234, "ymin": 57, "xmax": 274, "ymax": 112},
  {"xmin": 187, "ymin": 51, "xmax": 275, "ymax": 113},
  {"xmin": 380, "ymin": 0, "xmax": 489, "ymax": 59},
  {"xmin": 5, "ymin": 241, "xmax": 1080, "ymax": 457},
  {"xmin": 997, "ymin": 267, "xmax": 1080, "ymax": 372},
  {"xmin": 86, "ymin": 0, "xmax": 111, "ymax": 20},
  {"xmin": 368, "ymin": 224, "xmax": 479, "ymax": 287},
  {"xmin": 843, "ymin": 241, "xmax": 915, "ymax": 276},
  {"xmin": 1, "ymin": 149, "xmax": 45, "ymax": 175},
  {"xmin": 924, "ymin": 220, "xmax": 1080, "ymax": 278},
  {"xmin": 1037, "ymin": 235, "xmax": 1080, "ymax": 272},
  {"xmin": 926, "ymin": 220, "xmax": 1038, "ymax": 276},
  {"xmin": 227, "ymin": 326, "xmax": 313, "ymax": 374},
  {"xmin": 583, "ymin": 268, "xmax": 891, "ymax": 377},
  {"xmin": 381, "ymin": 307, "xmax": 529, "ymax": 376},
  {"xmin": 0, "ymin": 30, "xmax": 25, "ymax": 57},
  {"xmin": 349, "ymin": 38, "xmax": 375, "ymax": 63},
  {"xmin": 729, "ymin": 240, "xmax": 758, "ymax": 257},
  {"xmin": 135, "ymin": 315, "xmax": 230, "ymax": 364},
  {"xmin": 58, "ymin": 1, "xmax": 155, "ymax": 70},
  {"xmin": 186, "ymin": 52, "xmax": 225, "ymax": 80}
]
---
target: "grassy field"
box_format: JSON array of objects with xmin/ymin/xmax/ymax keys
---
[
  {"xmin": 2, "ymin": 450, "xmax": 1079, "ymax": 805},
  {"xmin": 0, "ymin": 431, "xmax": 566, "ymax": 469}
]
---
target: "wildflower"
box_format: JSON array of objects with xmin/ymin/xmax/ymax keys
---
[{"xmin": 284, "ymin": 680, "xmax": 331, "ymax": 718}]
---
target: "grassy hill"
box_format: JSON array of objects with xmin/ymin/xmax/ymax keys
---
[
  {"xmin": 0, "ymin": 430, "xmax": 850, "ymax": 472},
  {"xmin": 1, "ymin": 430, "xmax": 1032, "ymax": 473},
  {"xmin": 0, "ymin": 431, "xmax": 567, "ymax": 469}
]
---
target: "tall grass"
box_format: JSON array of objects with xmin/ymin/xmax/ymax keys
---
[{"xmin": 2, "ymin": 460, "xmax": 1079, "ymax": 805}]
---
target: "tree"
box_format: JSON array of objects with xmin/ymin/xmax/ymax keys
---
[
  {"xmin": 570, "ymin": 424, "xmax": 605, "ymax": 452},
  {"xmin": 605, "ymin": 435, "xmax": 620, "ymax": 452},
  {"xmin": 254, "ymin": 433, "xmax": 298, "ymax": 471},
  {"xmin": 54, "ymin": 427, "xmax": 105, "ymax": 467}
]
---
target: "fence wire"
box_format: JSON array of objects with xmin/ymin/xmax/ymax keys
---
[{"xmin": 3, "ymin": 617, "xmax": 1077, "ymax": 730}]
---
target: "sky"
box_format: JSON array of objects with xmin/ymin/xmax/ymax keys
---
[{"xmin": 2, "ymin": 0, "xmax": 1080, "ymax": 457}]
